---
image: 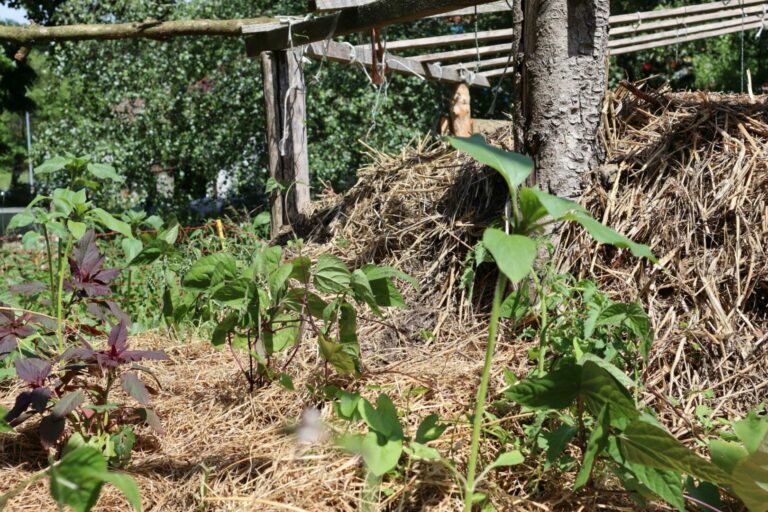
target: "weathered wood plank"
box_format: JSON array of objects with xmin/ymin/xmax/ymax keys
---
[
  {"xmin": 304, "ymin": 40, "xmax": 491, "ymax": 87},
  {"xmin": 243, "ymin": 0, "xmax": 500, "ymax": 55},
  {"xmin": 410, "ymin": 42, "xmax": 512, "ymax": 63},
  {"xmin": 383, "ymin": 28, "xmax": 514, "ymax": 51},
  {"xmin": 309, "ymin": 0, "xmax": 512, "ymax": 17},
  {"xmin": 261, "ymin": 48, "xmax": 311, "ymax": 238}
]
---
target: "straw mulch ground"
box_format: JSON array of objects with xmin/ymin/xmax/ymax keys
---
[{"xmin": 2, "ymin": 84, "xmax": 766, "ymax": 511}]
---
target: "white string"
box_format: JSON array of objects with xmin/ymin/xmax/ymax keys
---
[
  {"xmin": 312, "ymin": 12, "xmax": 341, "ymax": 83},
  {"xmin": 342, "ymin": 41, "xmax": 374, "ymax": 85},
  {"xmin": 277, "ymin": 16, "xmax": 310, "ymax": 157},
  {"xmin": 740, "ymin": 0, "xmax": 746, "ymax": 92},
  {"xmin": 387, "ymin": 57, "xmax": 427, "ymax": 80},
  {"xmin": 457, "ymin": 62, "xmax": 477, "ymax": 86}
]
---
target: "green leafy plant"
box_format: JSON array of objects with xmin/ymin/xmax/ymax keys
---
[
  {"xmin": 172, "ymin": 240, "xmax": 417, "ymax": 389},
  {"xmin": 7, "ymin": 156, "xmax": 132, "ymax": 350},
  {"xmin": 0, "ymin": 439, "xmax": 141, "ymax": 512},
  {"xmin": 445, "ymin": 134, "xmax": 657, "ymax": 511}
]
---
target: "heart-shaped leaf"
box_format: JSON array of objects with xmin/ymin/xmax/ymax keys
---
[{"xmin": 482, "ymin": 229, "xmax": 537, "ymax": 283}]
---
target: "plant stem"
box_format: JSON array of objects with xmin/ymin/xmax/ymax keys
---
[
  {"xmin": 55, "ymin": 237, "xmax": 72, "ymax": 353},
  {"xmin": 42, "ymin": 225, "xmax": 56, "ymax": 316},
  {"xmin": 531, "ymin": 272, "xmax": 548, "ymax": 374},
  {"xmin": 464, "ymin": 273, "xmax": 508, "ymax": 512}
]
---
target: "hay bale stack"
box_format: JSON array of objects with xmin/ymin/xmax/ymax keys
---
[{"xmin": 559, "ymin": 82, "xmax": 768, "ymax": 423}]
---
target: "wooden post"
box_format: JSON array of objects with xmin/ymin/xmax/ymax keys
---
[
  {"xmin": 260, "ymin": 47, "xmax": 310, "ymax": 238},
  {"xmin": 450, "ymin": 82, "xmax": 473, "ymax": 137}
]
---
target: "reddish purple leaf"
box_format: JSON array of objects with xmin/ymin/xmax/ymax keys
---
[
  {"xmin": 14, "ymin": 358, "xmax": 51, "ymax": 386},
  {"xmin": 39, "ymin": 415, "xmax": 65, "ymax": 449},
  {"xmin": 121, "ymin": 373, "xmax": 150, "ymax": 405},
  {"xmin": 10, "ymin": 281, "xmax": 47, "ymax": 296},
  {"xmin": 140, "ymin": 408, "xmax": 164, "ymax": 435}
]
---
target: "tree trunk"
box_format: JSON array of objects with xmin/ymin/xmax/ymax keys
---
[{"xmin": 514, "ymin": 0, "xmax": 609, "ymax": 200}]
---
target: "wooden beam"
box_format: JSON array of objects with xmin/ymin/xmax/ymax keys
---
[
  {"xmin": 383, "ymin": 28, "xmax": 514, "ymax": 51},
  {"xmin": 261, "ymin": 49, "xmax": 311, "ymax": 237},
  {"xmin": 445, "ymin": 55, "xmax": 511, "ymax": 70},
  {"xmin": 610, "ymin": 3, "xmax": 767, "ymax": 36},
  {"xmin": 611, "ymin": 18, "xmax": 765, "ymax": 55},
  {"xmin": 410, "ymin": 42, "xmax": 512, "ymax": 63},
  {"xmin": 610, "ymin": 12, "xmax": 766, "ymax": 50},
  {"xmin": 481, "ymin": 66, "xmax": 513, "ymax": 78},
  {"xmin": 303, "ymin": 40, "xmax": 491, "ymax": 87},
  {"xmin": 609, "ymin": 0, "xmax": 766, "ymax": 25},
  {"xmin": 309, "ymin": 0, "xmax": 512, "ymax": 17},
  {"xmin": 243, "ymin": 0, "xmax": 500, "ymax": 55}
]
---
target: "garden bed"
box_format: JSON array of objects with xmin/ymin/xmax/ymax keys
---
[{"xmin": 2, "ymin": 84, "xmax": 767, "ymax": 511}]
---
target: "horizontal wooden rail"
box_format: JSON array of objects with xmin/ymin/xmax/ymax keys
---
[
  {"xmin": 610, "ymin": 12, "xmax": 765, "ymax": 49},
  {"xmin": 384, "ymin": 28, "xmax": 513, "ymax": 51},
  {"xmin": 611, "ymin": 18, "xmax": 764, "ymax": 54},
  {"xmin": 304, "ymin": 40, "xmax": 492, "ymax": 86},
  {"xmin": 609, "ymin": 0, "xmax": 766, "ymax": 25},
  {"xmin": 610, "ymin": 3, "xmax": 767, "ymax": 36},
  {"xmin": 409, "ymin": 42, "xmax": 512, "ymax": 62},
  {"xmin": 444, "ymin": 55, "xmax": 512, "ymax": 70}
]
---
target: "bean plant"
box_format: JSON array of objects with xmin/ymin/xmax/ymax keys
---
[{"xmin": 447, "ymin": 134, "xmax": 768, "ymax": 511}]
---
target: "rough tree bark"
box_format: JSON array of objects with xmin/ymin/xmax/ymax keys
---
[{"xmin": 513, "ymin": 0, "xmax": 610, "ymax": 200}]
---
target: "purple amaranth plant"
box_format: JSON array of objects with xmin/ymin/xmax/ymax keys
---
[
  {"xmin": 4, "ymin": 322, "xmax": 168, "ymax": 449},
  {"xmin": 0, "ymin": 303, "xmax": 53, "ymax": 356},
  {"xmin": 65, "ymin": 230, "xmax": 121, "ymax": 297}
]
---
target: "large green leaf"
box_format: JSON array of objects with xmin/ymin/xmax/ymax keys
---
[
  {"xmin": 49, "ymin": 446, "xmax": 108, "ymax": 512},
  {"xmin": 628, "ymin": 464, "xmax": 685, "ymax": 512},
  {"xmin": 505, "ymin": 363, "xmax": 582, "ymax": 410},
  {"xmin": 574, "ymin": 404, "xmax": 611, "ymax": 490},
  {"xmin": 122, "ymin": 238, "xmax": 143, "ymax": 264},
  {"xmin": 87, "ymin": 163, "xmax": 124, "ymax": 183},
  {"xmin": 358, "ymin": 394, "xmax": 404, "ymax": 440},
  {"xmin": 523, "ymin": 187, "xmax": 586, "ymax": 220},
  {"xmin": 579, "ymin": 360, "xmax": 639, "ymax": 429},
  {"xmin": 50, "ymin": 445, "xmax": 141, "ymax": 512},
  {"xmin": 710, "ymin": 439, "xmax": 748, "ymax": 474},
  {"xmin": 361, "ymin": 264, "xmax": 419, "ymax": 290},
  {"xmin": 734, "ymin": 411, "xmax": 768, "ymax": 454},
  {"xmin": 99, "ymin": 473, "xmax": 141, "ymax": 511},
  {"xmin": 183, "ymin": 254, "xmax": 237, "ymax": 290},
  {"xmin": 361, "ymin": 431, "xmax": 403, "ymax": 477},
  {"xmin": 566, "ymin": 211, "xmax": 657, "ymax": 262},
  {"xmin": 731, "ymin": 431, "xmax": 768, "ymax": 512},
  {"xmin": 88, "ymin": 208, "xmax": 133, "ymax": 238},
  {"xmin": 314, "ymin": 255, "xmax": 352, "ymax": 294},
  {"xmin": 446, "ymin": 134, "xmax": 533, "ymax": 193},
  {"xmin": 619, "ymin": 419, "xmax": 730, "ymax": 485},
  {"xmin": 35, "ymin": 156, "xmax": 70, "ymax": 175},
  {"xmin": 482, "ymin": 229, "xmax": 537, "ymax": 283}
]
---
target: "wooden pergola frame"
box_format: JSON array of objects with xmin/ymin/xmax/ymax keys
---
[{"xmin": 239, "ymin": 0, "xmax": 767, "ymax": 236}]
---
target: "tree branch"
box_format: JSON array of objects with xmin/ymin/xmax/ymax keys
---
[
  {"xmin": 245, "ymin": 0, "xmax": 500, "ymax": 54},
  {"xmin": 0, "ymin": 17, "xmax": 276, "ymax": 45}
]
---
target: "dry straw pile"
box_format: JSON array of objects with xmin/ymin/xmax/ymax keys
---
[
  {"xmin": 559, "ymin": 82, "xmax": 768, "ymax": 433},
  {"xmin": 1, "ymin": 84, "xmax": 766, "ymax": 511}
]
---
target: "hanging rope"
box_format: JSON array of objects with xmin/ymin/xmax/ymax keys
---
[{"xmin": 278, "ymin": 16, "xmax": 310, "ymax": 157}]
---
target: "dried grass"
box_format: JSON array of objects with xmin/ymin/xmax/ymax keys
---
[{"xmin": 2, "ymin": 83, "xmax": 766, "ymax": 511}]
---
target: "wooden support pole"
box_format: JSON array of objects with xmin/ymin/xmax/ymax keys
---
[{"xmin": 260, "ymin": 48, "xmax": 310, "ymax": 238}]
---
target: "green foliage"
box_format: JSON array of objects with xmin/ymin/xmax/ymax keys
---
[
  {"xmin": 173, "ymin": 241, "xmax": 415, "ymax": 387},
  {"xmin": 445, "ymin": 134, "xmax": 659, "ymax": 511}
]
